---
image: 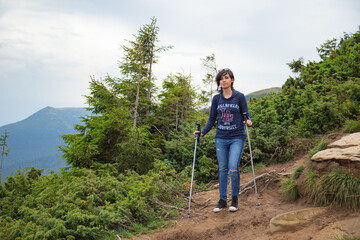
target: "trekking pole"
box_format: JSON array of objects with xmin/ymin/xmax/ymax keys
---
[
  {"xmin": 188, "ymin": 123, "xmax": 201, "ymax": 217},
  {"xmin": 243, "ymin": 113, "xmax": 260, "ymax": 206}
]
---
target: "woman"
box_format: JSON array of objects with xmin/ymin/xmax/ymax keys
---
[{"xmin": 194, "ymin": 68, "xmax": 252, "ymax": 212}]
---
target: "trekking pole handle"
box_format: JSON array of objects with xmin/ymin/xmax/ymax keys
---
[
  {"xmin": 242, "ymin": 112, "xmax": 249, "ymax": 122},
  {"xmin": 196, "ymin": 123, "xmax": 201, "ymax": 142},
  {"xmin": 242, "ymin": 112, "xmax": 249, "ymax": 120}
]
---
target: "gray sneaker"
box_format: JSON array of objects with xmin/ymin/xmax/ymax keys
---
[{"xmin": 213, "ymin": 199, "xmax": 227, "ymax": 213}]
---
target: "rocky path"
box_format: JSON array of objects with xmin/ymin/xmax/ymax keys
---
[{"xmin": 128, "ymin": 133, "xmax": 360, "ymax": 240}]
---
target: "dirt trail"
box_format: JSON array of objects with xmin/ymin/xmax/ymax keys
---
[{"xmin": 129, "ymin": 140, "xmax": 359, "ymax": 240}]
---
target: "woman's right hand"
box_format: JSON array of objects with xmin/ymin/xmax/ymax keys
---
[{"xmin": 193, "ymin": 131, "xmax": 203, "ymax": 138}]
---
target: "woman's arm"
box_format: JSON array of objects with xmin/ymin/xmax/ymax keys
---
[{"xmin": 199, "ymin": 95, "xmax": 218, "ymax": 137}]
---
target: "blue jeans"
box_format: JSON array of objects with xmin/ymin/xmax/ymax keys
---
[{"xmin": 215, "ymin": 138, "xmax": 245, "ymax": 201}]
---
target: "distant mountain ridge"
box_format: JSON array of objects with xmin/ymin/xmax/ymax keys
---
[
  {"xmin": 245, "ymin": 87, "xmax": 282, "ymax": 101},
  {"xmin": 0, "ymin": 107, "xmax": 90, "ymax": 181}
]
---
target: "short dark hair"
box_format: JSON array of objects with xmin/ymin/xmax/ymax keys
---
[{"xmin": 215, "ymin": 68, "xmax": 234, "ymax": 92}]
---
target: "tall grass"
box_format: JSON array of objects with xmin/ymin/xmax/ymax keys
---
[
  {"xmin": 306, "ymin": 139, "xmax": 329, "ymax": 160},
  {"xmin": 304, "ymin": 170, "xmax": 318, "ymax": 188},
  {"xmin": 280, "ymin": 178, "xmax": 299, "ymax": 201},
  {"xmin": 292, "ymin": 165, "xmax": 304, "ymax": 180},
  {"xmin": 343, "ymin": 119, "xmax": 360, "ymax": 133},
  {"xmin": 308, "ymin": 170, "xmax": 360, "ymax": 210},
  {"xmin": 335, "ymin": 236, "xmax": 360, "ymax": 240}
]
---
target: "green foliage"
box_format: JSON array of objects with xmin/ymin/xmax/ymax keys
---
[
  {"xmin": 152, "ymin": 73, "xmax": 197, "ymax": 138},
  {"xmin": 27, "ymin": 167, "xmax": 44, "ymax": 180},
  {"xmin": 249, "ymin": 28, "xmax": 360, "ymax": 163},
  {"xmin": 292, "ymin": 165, "xmax": 304, "ymax": 180},
  {"xmin": 0, "ymin": 161, "xmax": 187, "ymax": 239},
  {"xmin": 195, "ymin": 155, "xmax": 218, "ymax": 182},
  {"xmin": 343, "ymin": 119, "xmax": 360, "ymax": 133},
  {"xmin": 60, "ymin": 17, "xmax": 171, "ymax": 174},
  {"xmin": 317, "ymin": 38, "xmax": 338, "ymax": 59},
  {"xmin": 240, "ymin": 163, "xmax": 265, "ymax": 174},
  {"xmin": 287, "ymin": 57, "xmax": 304, "ymax": 74},
  {"xmin": 60, "ymin": 78, "xmax": 132, "ymax": 169},
  {"xmin": 335, "ymin": 236, "xmax": 360, "ymax": 240},
  {"xmin": 293, "ymin": 85, "xmax": 341, "ymax": 136},
  {"xmin": 280, "ymin": 178, "xmax": 299, "ymax": 201},
  {"xmin": 248, "ymin": 93, "xmax": 296, "ymax": 163},
  {"xmin": 118, "ymin": 17, "xmax": 172, "ymax": 127},
  {"xmin": 306, "ymin": 139, "xmax": 329, "ymax": 160},
  {"xmin": 304, "ymin": 170, "xmax": 318, "ymax": 188},
  {"xmin": 0, "ymin": 130, "xmax": 9, "ymax": 156},
  {"xmin": 163, "ymin": 120, "xmax": 219, "ymax": 184},
  {"xmin": 116, "ymin": 126, "xmax": 161, "ymax": 174},
  {"xmin": 307, "ymin": 170, "xmax": 360, "ymax": 210},
  {"xmin": 60, "ymin": 78, "xmax": 159, "ymax": 174},
  {"xmin": 200, "ymin": 53, "xmax": 218, "ymax": 108}
]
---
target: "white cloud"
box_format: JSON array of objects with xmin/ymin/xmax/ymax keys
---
[
  {"xmin": 0, "ymin": 0, "xmax": 359, "ymax": 126},
  {"xmin": 0, "ymin": 9, "xmax": 133, "ymax": 71},
  {"xmin": 0, "ymin": 7, "xmax": 137, "ymax": 125}
]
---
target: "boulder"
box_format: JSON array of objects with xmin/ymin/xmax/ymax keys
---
[
  {"xmin": 311, "ymin": 146, "xmax": 360, "ymax": 162},
  {"xmin": 270, "ymin": 207, "xmax": 327, "ymax": 234},
  {"xmin": 311, "ymin": 132, "xmax": 360, "ymax": 162},
  {"xmin": 328, "ymin": 132, "xmax": 360, "ymax": 148},
  {"xmin": 313, "ymin": 217, "xmax": 360, "ymax": 240}
]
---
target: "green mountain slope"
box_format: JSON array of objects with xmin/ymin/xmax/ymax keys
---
[{"xmin": 245, "ymin": 87, "xmax": 282, "ymax": 102}]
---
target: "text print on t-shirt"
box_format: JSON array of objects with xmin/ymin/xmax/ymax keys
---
[
  {"xmin": 220, "ymin": 108, "xmax": 233, "ymax": 125},
  {"xmin": 218, "ymin": 103, "xmax": 239, "ymax": 126}
]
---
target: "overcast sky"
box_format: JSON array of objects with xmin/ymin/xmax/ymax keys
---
[{"xmin": 0, "ymin": 0, "xmax": 359, "ymax": 127}]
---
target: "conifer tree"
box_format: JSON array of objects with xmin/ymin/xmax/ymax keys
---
[
  {"xmin": 153, "ymin": 73, "xmax": 196, "ymax": 138},
  {"xmin": 200, "ymin": 53, "xmax": 218, "ymax": 107},
  {"xmin": 60, "ymin": 18, "xmax": 171, "ymax": 173},
  {"xmin": 118, "ymin": 17, "xmax": 172, "ymax": 127}
]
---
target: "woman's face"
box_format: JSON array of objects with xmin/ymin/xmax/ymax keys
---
[{"xmin": 220, "ymin": 73, "xmax": 234, "ymax": 89}]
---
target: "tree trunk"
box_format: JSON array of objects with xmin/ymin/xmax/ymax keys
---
[
  {"xmin": 134, "ymin": 78, "xmax": 141, "ymax": 127},
  {"xmin": 146, "ymin": 52, "xmax": 153, "ymax": 116},
  {"xmin": 181, "ymin": 99, "xmax": 184, "ymax": 121},
  {"xmin": 175, "ymin": 97, "xmax": 179, "ymax": 131},
  {"xmin": 133, "ymin": 48, "xmax": 143, "ymax": 127}
]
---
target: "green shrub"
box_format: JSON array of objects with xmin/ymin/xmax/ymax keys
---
[
  {"xmin": 196, "ymin": 155, "xmax": 218, "ymax": 182},
  {"xmin": 343, "ymin": 119, "xmax": 360, "ymax": 133},
  {"xmin": 0, "ymin": 161, "xmax": 188, "ymax": 240},
  {"xmin": 164, "ymin": 121, "xmax": 217, "ymax": 175},
  {"xmin": 280, "ymin": 178, "xmax": 299, "ymax": 201}
]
